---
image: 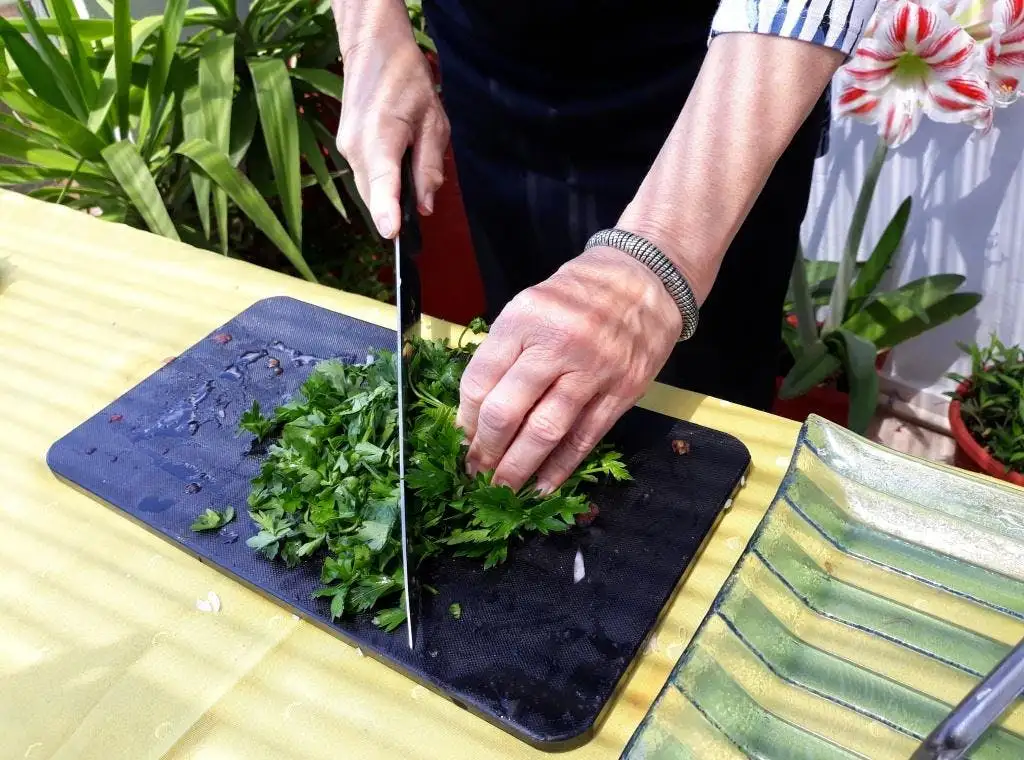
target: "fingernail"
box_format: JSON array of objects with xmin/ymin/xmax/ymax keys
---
[
  {"xmin": 465, "ymin": 458, "xmax": 477, "ymax": 477},
  {"xmin": 421, "ymin": 193, "xmax": 434, "ymax": 215},
  {"xmin": 535, "ymin": 481, "xmax": 554, "ymax": 496},
  {"xmin": 376, "ymin": 215, "xmax": 394, "ymax": 239}
]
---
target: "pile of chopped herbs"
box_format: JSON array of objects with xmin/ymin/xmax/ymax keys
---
[{"xmin": 231, "ymin": 325, "xmax": 631, "ymax": 631}]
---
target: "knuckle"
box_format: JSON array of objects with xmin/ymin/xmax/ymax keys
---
[
  {"xmin": 459, "ymin": 372, "xmax": 488, "ymax": 406},
  {"xmin": 478, "ymin": 397, "xmax": 518, "ymax": 435},
  {"xmin": 562, "ymin": 426, "xmax": 598, "ymax": 457},
  {"xmin": 526, "ymin": 410, "xmax": 568, "ymax": 447}
]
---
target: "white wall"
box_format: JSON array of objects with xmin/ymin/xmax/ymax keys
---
[{"xmin": 802, "ymin": 103, "xmax": 1024, "ymax": 412}]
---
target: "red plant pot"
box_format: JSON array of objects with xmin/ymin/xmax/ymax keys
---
[
  {"xmin": 771, "ymin": 346, "xmax": 890, "ymax": 429},
  {"xmin": 948, "ymin": 381, "xmax": 1024, "ymax": 486}
]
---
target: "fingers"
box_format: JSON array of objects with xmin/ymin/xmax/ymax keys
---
[
  {"xmin": 456, "ymin": 332, "xmax": 522, "ymax": 443},
  {"xmin": 344, "ymin": 119, "xmax": 409, "ymax": 239},
  {"xmin": 412, "ymin": 113, "xmax": 449, "ymax": 215},
  {"xmin": 465, "ymin": 352, "xmax": 565, "ymax": 476},
  {"xmin": 490, "ymin": 373, "xmax": 598, "ymax": 491},
  {"xmin": 533, "ymin": 394, "xmax": 629, "ymax": 494}
]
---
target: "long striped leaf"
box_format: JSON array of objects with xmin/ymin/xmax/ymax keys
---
[
  {"xmin": 290, "ymin": 67, "xmax": 343, "ymax": 100},
  {"xmin": 0, "ymin": 16, "xmax": 71, "ymax": 114},
  {"xmin": 248, "ymin": 57, "xmax": 302, "ymax": 247},
  {"xmin": 46, "ymin": 0, "xmax": 98, "ymax": 104},
  {"xmin": 181, "ymin": 83, "xmax": 211, "ymax": 239},
  {"xmin": 298, "ymin": 116, "xmax": 346, "ymax": 220},
  {"xmin": 0, "ymin": 163, "xmax": 116, "ymax": 189},
  {"xmin": 199, "ymin": 34, "xmax": 235, "ymax": 254},
  {"xmin": 0, "ymin": 129, "xmax": 107, "ymax": 175},
  {"xmin": 113, "ymin": 0, "xmax": 133, "ymax": 139},
  {"xmin": 102, "ymin": 141, "xmax": 179, "ymax": 240},
  {"xmin": 8, "ymin": 17, "xmax": 114, "ymax": 41},
  {"xmin": 1, "ymin": 82, "xmax": 106, "ymax": 160},
  {"xmin": 14, "ymin": 0, "xmax": 86, "ymax": 119},
  {"xmin": 88, "ymin": 16, "xmax": 163, "ymax": 133},
  {"xmin": 140, "ymin": 0, "xmax": 187, "ymax": 147},
  {"xmin": 177, "ymin": 138, "xmax": 317, "ymax": 282},
  {"xmin": 228, "ymin": 83, "xmax": 257, "ymax": 167}
]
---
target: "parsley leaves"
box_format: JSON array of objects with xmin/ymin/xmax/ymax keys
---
[
  {"xmin": 190, "ymin": 506, "xmax": 236, "ymax": 532},
  {"xmin": 236, "ymin": 331, "xmax": 631, "ymax": 631}
]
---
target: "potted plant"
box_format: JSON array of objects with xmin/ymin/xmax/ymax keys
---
[
  {"xmin": 946, "ymin": 336, "xmax": 1024, "ymax": 486},
  {"xmin": 0, "ymin": 0, "xmax": 390, "ymax": 298},
  {"xmin": 773, "ymin": 0, "xmax": 1018, "ymax": 434},
  {"xmin": 776, "ymin": 141, "xmax": 982, "ymax": 434}
]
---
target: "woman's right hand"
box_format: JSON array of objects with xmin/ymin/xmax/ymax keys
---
[{"xmin": 334, "ymin": 4, "xmax": 450, "ymax": 240}]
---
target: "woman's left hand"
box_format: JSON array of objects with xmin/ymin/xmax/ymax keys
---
[{"xmin": 457, "ymin": 246, "xmax": 681, "ymax": 493}]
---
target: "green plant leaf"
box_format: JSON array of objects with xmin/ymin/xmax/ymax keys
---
[
  {"xmin": 112, "ymin": 0, "xmax": 133, "ymax": 139},
  {"xmin": 177, "ymin": 138, "xmax": 317, "ymax": 282},
  {"xmin": 14, "ymin": 0, "xmax": 86, "ymax": 119},
  {"xmin": 290, "ymin": 67, "xmax": 343, "ymax": 100},
  {"xmin": 842, "ymin": 274, "xmax": 981, "ymax": 350},
  {"xmin": 298, "ymin": 116, "xmax": 347, "ymax": 220},
  {"xmin": 199, "ymin": 33, "xmax": 235, "ymax": 254},
  {"xmin": 0, "ymin": 82, "xmax": 106, "ymax": 160},
  {"xmin": 788, "ymin": 245, "xmax": 819, "ymax": 349},
  {"xmin": 7, "ymin": 17, "xmax": 114, "ymax": 41},
  {"xmin": 845, "ymin": 196, "xmax": 912, "ymax": 319},
  {"xmin": 228, "ymin": 83, "xmax": 257, "ymax": 167},
  {"xmin": 825, "ymin": 139, "xmax": 889, "ymax": 331},
  {"xmin": 0, "ymin": 15, "xmax": 72, "ymax": 114},
  {"xmin": 181, "ymin": 83, "xmax": 211, "ymax": 240},
  {"xmin": 207, "ymin": 0, "xmax": 237, "ymax": 19},
  {"xmin": 101, "ymin": 141, "xmax": 180, "ymax": 240},
  {"xmin": 248, "ymin": 57, "xmax": 302, "ymax": 248},
  {"xmin": 88, "ymin": 16, "xmax": 163, "ymax": 134},
  {"xmin": 779, "ymin": 339, "xmax": 842, "ymax": 399},
  {"xmin": 46, "ymin": 0, "xmax": 98, "ymax": 105},
  {"xmin": 140, "ymin": 0, "xmax": 187, "ymax": 146},
  {"xmin": 827, "ymin": 328, "xmax": 880, "ymax": 434},
  {"xmin": 0, "ymin": 163, "xmax": 112, "ymax": 186},
  {"xmin": 0, "ymin": 129, "xmax": 108, "ymax": 175}
]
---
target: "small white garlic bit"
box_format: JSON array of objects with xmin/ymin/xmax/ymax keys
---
[
  {"xmin": 573, "ymin": 549, "xmax": 586, "ymax": 584},
  {"xmin": 196, "ymin": 590, "xmax": 221, "ymax": 614}
]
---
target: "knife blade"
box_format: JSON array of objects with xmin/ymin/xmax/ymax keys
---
[{"xmin": 395, "ymin": 152, "xmax": 422, "ymax": 650}]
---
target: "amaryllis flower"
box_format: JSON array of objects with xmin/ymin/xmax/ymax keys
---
[
  {"xmin": 837, "ymin": 0, "xmax": 993, "ymax": 147},
  {"xmin": 982, "ymin": 0, "xmax": 1024, "ymax": 105}
]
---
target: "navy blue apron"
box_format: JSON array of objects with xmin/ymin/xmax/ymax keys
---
[{"xmin": 422, "ymin": 0, "xmax": 828, "ymax": 410}]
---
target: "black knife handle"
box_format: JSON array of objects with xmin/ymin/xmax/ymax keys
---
[{"xmin": 399, "ymin": 150, "xmax": 422, "ymax": 260}]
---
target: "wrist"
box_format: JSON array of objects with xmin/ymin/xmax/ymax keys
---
[
  {"xmin": 615, "ymin": 205, "xmax": 718, "ymax": 306},
  {"xmin": 334, "ymin": 0, "xmax": 413, "ymax": 60}
]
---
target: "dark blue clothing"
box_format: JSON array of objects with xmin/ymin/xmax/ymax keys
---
[{"xmin": 423, "ymin": 1, "xmax": 827, "ymax": 410}]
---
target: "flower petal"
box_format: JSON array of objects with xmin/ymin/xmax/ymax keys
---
[
  {"xmin": 925, "ymin": 73, "xmax": 994, "ymax": 123},
  {"xmin": 835, "ymin": 83, "xmax": 883, "ymax": 119},
  {"xmin": 877, "ymin": 87, "xmax": 924, "ymax": 147}
]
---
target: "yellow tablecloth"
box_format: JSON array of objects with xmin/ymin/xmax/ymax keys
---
[{"xmin": 0, "ymin": 189, "xmax": 799, "ymax": 760}]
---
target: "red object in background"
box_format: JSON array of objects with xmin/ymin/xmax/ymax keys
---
[
  {"xmin": 948, "ymin": 381, "xmax": 1024, "ymax": 486},
  {"xmin": 771, "ymin": 341, "xmax": 890, "ymax": 429},
  {"xmin": 311, "ymin": 56, "xmax": 486, "ymax": 325}
]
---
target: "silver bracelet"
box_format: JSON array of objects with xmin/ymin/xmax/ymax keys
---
[{"xmin": 584, "ymin": 228, "xmax": 699, "ymax": 341}]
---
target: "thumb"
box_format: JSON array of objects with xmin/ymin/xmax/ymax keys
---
[{"xmin": 364, "ymin": 121, "xmax": 411, "ymax": 240}]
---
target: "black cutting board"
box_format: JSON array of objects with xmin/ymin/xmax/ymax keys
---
[{"xmin": 46, "ymin": 296, "xmax": 750, "ymax": 750}]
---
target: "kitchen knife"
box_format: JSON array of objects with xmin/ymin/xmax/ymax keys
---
[
  {"xmin": 910, "ymin": 634, "xmax": 1024, "ymax": 759},
  {"xmin": 395, "ymin": 152, "xmax": 422, "ymax": 650}
]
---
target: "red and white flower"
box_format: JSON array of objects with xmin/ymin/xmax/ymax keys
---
[
  {"xmin": 837, "ymin": 0, "xmax": 993, "ymax": 147},
  {"xmin": 981, "ymin": 0, "xmax": 1024, "ymax": 104}
]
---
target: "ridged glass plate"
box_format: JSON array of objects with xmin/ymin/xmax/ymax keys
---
[{"xmin": 624, "ymin": 414, "xmax": 1024, "ymax": 759}]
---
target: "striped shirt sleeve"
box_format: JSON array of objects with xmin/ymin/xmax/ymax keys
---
[{"xmin": 710, "ymin": 0, "xmax": 880, "ymax": 56}]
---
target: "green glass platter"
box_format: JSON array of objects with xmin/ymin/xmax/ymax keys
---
[{"xmin": 623, "ymin": 414, "xmax": 1024, "ymax": 759}]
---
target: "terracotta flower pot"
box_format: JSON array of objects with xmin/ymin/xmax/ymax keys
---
[{"xmin": 948, "ymin": 381, "xmax": 1024, "ymax": 486}]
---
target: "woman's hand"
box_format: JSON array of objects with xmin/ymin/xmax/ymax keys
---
[
  {"xmin": 334, "ymin": 1, "xmax": 449, "ymax": 238},
  {"xmin": 457, "ymin": 247, "xmax": 682, "ymax": 493}
]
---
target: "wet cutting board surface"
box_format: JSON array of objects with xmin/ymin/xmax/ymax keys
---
[{"xmin": 46, "ymin": 296, "xmax": 750, "ymax": 749}]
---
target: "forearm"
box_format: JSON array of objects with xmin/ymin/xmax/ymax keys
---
[
  {"xmin": 618, "ymin": 34, "xmax": 845, "ymax": 305},
  {"xmin": 332, "ymin": 0, "xmax": 412, "ymax": 57}
]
